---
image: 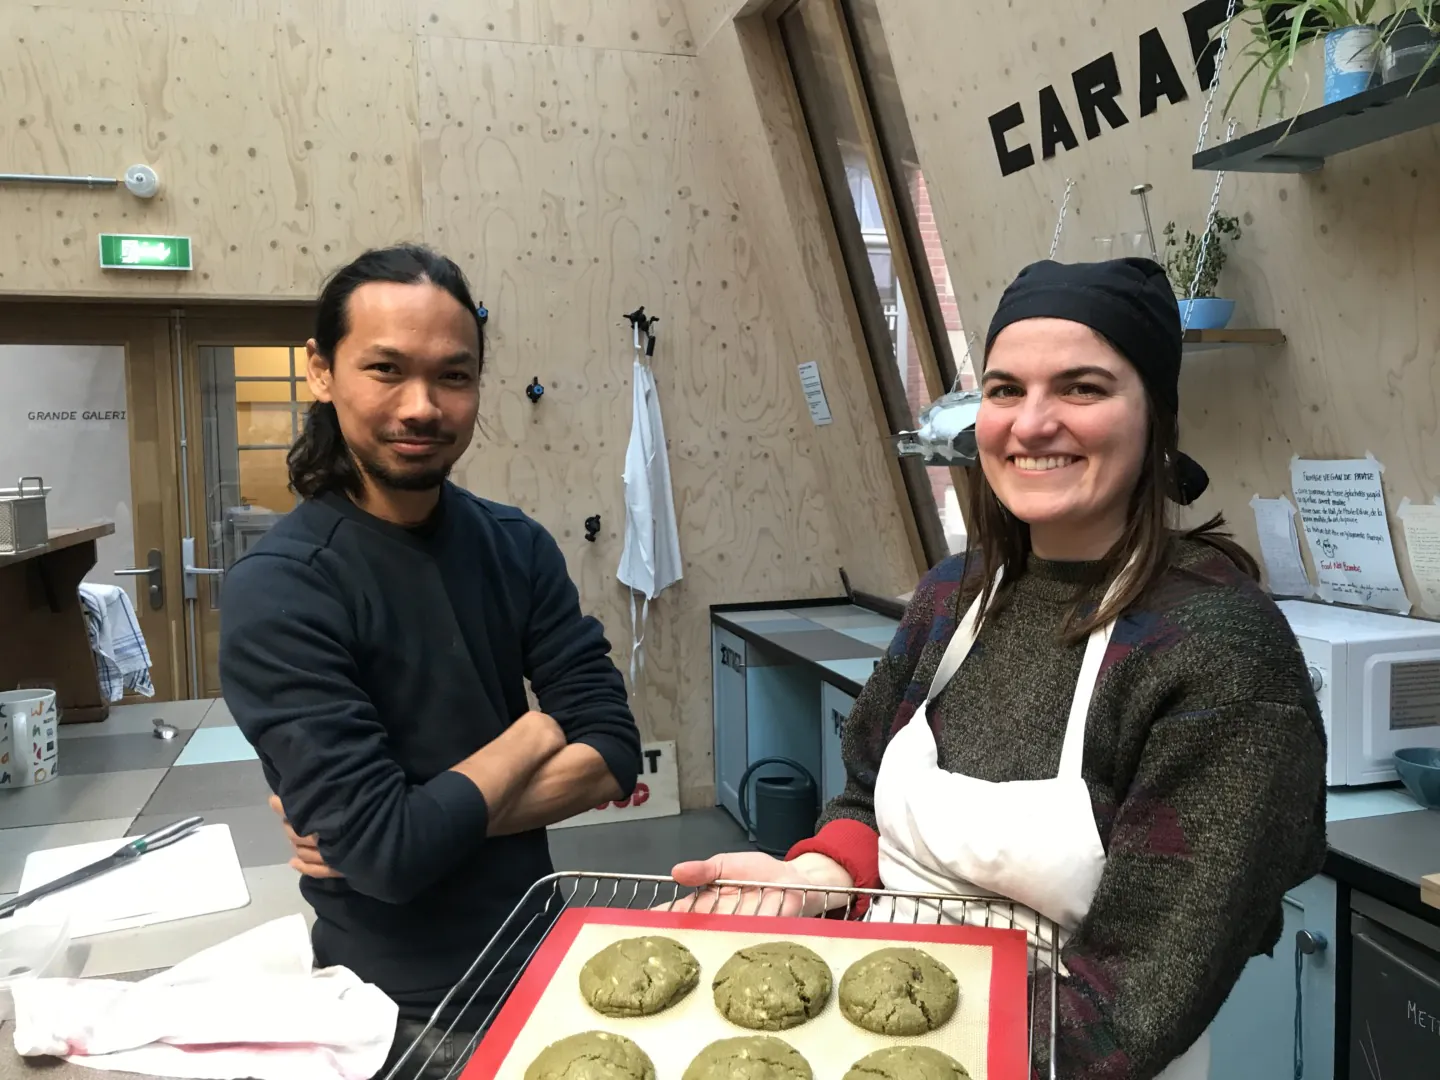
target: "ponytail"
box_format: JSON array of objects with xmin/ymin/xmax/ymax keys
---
[{"xmin": 287, "ymin": 400, "xmax": 361, "ymax": 499}]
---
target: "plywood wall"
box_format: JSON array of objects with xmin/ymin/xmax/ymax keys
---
[
  {"xmin": 866, "ymin": 0, "xmax": 1440, "ymax": 613},
  {"xmin": 2, "ymin": 0, "xmax": 924, "ymax": 805},
  {"xmin": 0, "ymin": 4, "xmax": 426, "ymax": 298}
]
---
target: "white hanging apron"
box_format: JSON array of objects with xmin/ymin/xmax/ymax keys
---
[
  {"xmin": 616, "ymin": 328, "xmax": 682, "ymax": 685},
  {"xmin": 868, "ymin": 570, "xmax": 1211, "ymax": 1080}
]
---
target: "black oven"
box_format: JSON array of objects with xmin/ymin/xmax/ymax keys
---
[{"xmin": 1349, "ymin": 893, "xmax": 1440, "ymax": 1079}]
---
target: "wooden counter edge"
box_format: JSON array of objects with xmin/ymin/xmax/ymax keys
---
[
  {"xmin": 1422, "ymin": 873, "xmax": 1440, "ymax": 910},
  {"xmin": 0, "ymin": 523, "xmax": 116, "ymax": 568}
]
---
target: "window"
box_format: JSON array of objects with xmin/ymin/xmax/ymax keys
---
[
  {"xmin": 199, "ymin": 345, "xmax": 309, "ymax": 588},
  {"xmin": 778, "ymin": 0, "xmax": 971, "ymax": 561}
]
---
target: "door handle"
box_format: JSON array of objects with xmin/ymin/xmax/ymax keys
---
[
  {"xmin": 1293, "ymin": 929, "xmax": 1328, "ymax": 1079},
  {"xmin": 114, "ymin": 548, "xmax": 164, "ymax": 611},
  {"xmin": 180, "ymin": 536, "xmax": 223, "ymax": 601}
]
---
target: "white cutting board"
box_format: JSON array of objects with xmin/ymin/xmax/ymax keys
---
[{"xmin": 18, "ymin": 824, "xmax": 250, "ymax": 938}]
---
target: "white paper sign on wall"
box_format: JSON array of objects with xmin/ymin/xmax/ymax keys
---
[
  {"xmin": 548, "ymin": 740, "xmax": 681, "ymax": 830},
  {"xmin": 796, "ymin": 362, "xmax": 833, "ymax": 426},
  {"xmin": 1290, "ymin": 454, "xmax": 1410, "ymax": 614}
]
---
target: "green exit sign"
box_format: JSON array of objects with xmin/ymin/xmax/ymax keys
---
[{"xmin": 99, "ymin": 234, "xmax": 192, "ymax": 271}]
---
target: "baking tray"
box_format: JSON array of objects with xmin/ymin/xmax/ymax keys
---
[{"xmin": 459, "ymin": 907, "xmax": 1030, "ymax": 1080}]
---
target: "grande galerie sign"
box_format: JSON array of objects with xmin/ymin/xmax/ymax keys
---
[{"xmin": 988, "ymin": 0, "xmax": 1232, "ymax": 176}]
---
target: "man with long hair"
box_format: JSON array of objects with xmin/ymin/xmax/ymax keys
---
[{"xmin": 218, "ymin": 245, "xmax": 641, "ymax": 1074}]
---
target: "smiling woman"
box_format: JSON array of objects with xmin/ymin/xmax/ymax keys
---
[
  {"xmin": 966, "ymin": 256, "xmax": 1251, "ymax": 644},
  {"xmin": 978, "ymin": 320, "xmax": 1150, "ymax": 561},
  {"xmin": 673, "ymin": 257, "xmax": 1326, "ymax": 1080}
]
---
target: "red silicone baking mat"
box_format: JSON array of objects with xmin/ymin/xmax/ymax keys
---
[{"xmin": 460, "ymin": 907, "xmax": 1029, "ymax": 1080}]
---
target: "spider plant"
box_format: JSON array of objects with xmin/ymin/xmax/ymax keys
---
[{"xmin": 1220, "ymin": 0, "xmax": 1397, "ymax": 120}]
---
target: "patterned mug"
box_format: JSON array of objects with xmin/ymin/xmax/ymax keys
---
[{"xmin": 0, "ymin": 688, "xmax": 60, "ymax": 788}]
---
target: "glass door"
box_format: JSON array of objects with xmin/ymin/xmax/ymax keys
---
[
  {"xmin": 0, "ymin": 306, "xmax": 185, "ymax": 702},
  {"xmin": 181, "ymin": 310, "xmax": 314, "ymax": 698}
]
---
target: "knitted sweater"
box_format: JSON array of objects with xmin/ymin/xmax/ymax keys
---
[{"xmin": 788, "ymin": 538, "xmax": 1327, "ymax": 1080}]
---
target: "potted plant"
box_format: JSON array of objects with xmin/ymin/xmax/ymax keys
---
[
  {"xmin": 1162, "ymin": 215, "xmax": 1242, "ymax": 331},
  {"xmin": 1380, "ymin": 2, "xmax": 1440, "ymax": 83},
  {"xmin": 1221, "ymin": 0, "xmax": 1394, "ymax": 120}
]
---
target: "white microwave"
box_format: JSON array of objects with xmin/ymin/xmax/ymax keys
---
[{"xmin": 1278, "ymin": 601, "xmax": 1440, "ymax": 787}]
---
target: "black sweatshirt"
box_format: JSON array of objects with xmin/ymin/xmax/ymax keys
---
[{"xmin": 217, "ymin": 483, "xmax": 641, "ymax": 1021}]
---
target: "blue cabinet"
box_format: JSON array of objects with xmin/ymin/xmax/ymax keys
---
[
  {"xmin": 711, "ymin": 626, "xmax": 822, "ymax": 837},
  {"xmin": 1207, "ymin": 874, "xmax": 1338, "ymax": 1080},
  {"xmin": 712, "ymin": 626, "xmax": 749, "ymax": 825},
  {"xmin": 820, "ymin": 681, "xmax": 854, "ymax": 805}
]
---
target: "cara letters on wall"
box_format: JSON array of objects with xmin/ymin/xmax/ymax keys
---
[{"xmin": 988, "ymin": 0, "xmax": 1233, "ymax": 176}]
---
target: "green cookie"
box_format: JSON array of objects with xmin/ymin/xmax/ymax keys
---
[
  {"xmin": 682, "ymin": 1036, "xmax": 813, "ymax": 1080},
  {"xmin": 843, "ymin": 1046, "xmax": 971, "ymax": 1080},
  {"xmin": 579, "ymin": 937, "xmax": 701, "ymax": 1017},
  {"xmin": 712, "ymin": 942, "xmax": 832, "ymax": 1031},
  {"xmin": 524, "ymin": 1031, "xmax": 655, "ymax": 1080},
  {"xmin": 838, "ymin": 947, "xmax": 959, "ymax": 1035}
]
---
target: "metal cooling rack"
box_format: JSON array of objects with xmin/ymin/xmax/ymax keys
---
[{"xmin": 383, "ymin": 871, "xmax": 1061, "ymax": 1080}]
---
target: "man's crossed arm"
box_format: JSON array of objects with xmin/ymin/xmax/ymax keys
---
[{"xmin": 272, "ymin": 708, "xmax": 624, "ymax": 880}]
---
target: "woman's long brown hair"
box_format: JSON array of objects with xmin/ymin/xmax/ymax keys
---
[{"xmin": 962, "ymin": 387, "xmax": 1259, "ymax": 646}]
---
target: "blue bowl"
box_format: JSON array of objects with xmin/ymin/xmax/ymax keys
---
[
  {"xmin": 1177, "ymin": 298, "xmax": 1236, "ymax": 331},
  {"xmin": 1394, "ymin": 747, "xmax": 1440, "ymax": 809}
]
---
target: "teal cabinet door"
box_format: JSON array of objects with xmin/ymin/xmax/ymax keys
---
[
  {"xmin": 820, "ymin": 681, "xmax": 855, "ymax": 805},
  {"xmin": 712, "ymin": 626, "xmax": 748, "ymax": 827},
  {"xmin": 1207, "ymin": 874, "xmax": 1338, "ymax": 1080}
]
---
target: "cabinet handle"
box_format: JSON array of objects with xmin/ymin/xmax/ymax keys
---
[{"xmin": 1293, "ymin": 930, "xmax": 1327, "ymax": 1080}]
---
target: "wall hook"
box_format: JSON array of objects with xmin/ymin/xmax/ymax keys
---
[
  {"xmin": 584, "ymin": 515, "xmax": 601, "ymax": 542},
  {"xmin": 623, "ymin": 306, "xmax": 660, "ymax": 357},
  {"xmin": 526, "ymin": 376, "xmax": 544, "ymax": 404}
]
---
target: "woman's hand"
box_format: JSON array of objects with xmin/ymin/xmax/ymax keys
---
[{"xmin": 663, "ymin": 851, "xmax": 853, "ymax": 918}]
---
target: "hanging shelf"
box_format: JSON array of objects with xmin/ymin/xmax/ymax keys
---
[
  {"xmin": 1182, "ymin": 328, "xmax": 1286, "ymax": 352},
  {"xmin": 1193, "ymin": 67, "xmax": 1440, "ymax": 173}
]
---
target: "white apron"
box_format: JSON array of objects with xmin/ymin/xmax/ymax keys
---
[
  {"xmin": 616, "ymin": 347, "xmax": 682, "ymax": 685},
  {"xmin": 868, "ymin": 573, "xmax": 1211, "ymax": 1080}
]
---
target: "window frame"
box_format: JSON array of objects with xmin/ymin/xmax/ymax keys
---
[{"xmin": 772, "ymin": 0, "xmax": 971, "ymax": 568}]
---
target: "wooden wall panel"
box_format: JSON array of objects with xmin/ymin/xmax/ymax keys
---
[
  {"xmin": 417, "ymin": 0, "xmax": 696, "ymax": 54},
  {"xmin": 690, "ymin": 19, "xmax": 922, "ymax": 596},
  {"xmin": 420, "ymin": 33, "xmax": 849, "ymax": 803},
  {"xmin": 0, "ymin": 5, "xmax": 423, "ymax": 299},
  {"xmin": 2, "ymin": 0, "xmax": 929, "ymax": 805},
  {"xmin": 870, "ymin": 0, "xmax": 1440, "ymax": 609},
  {"xmin": 22, "ymin": 0, "xmax": 420, "ymax": 33}
]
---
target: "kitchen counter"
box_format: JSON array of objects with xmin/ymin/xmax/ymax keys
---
[
  {"xmin": 711, "ymin": 598, "xmax": 901, "ymax": 698},
  {"xmin": 1326, "ymin": 796, "xmax": 1440, "ymax": 924}
]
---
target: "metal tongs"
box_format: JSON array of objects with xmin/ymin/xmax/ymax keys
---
[{"xmin": 0, "ymin": 815, "xmax": 205, "ymax": 919}]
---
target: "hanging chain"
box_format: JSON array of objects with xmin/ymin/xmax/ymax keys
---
[
  {"xmin": 1182, "ymin": 0, "xmax": 1241, "ymax": 330},
  {"xmin": 952, "ymin": 331, "xmax": 978, "ymax": 392},
  {"xmin": 1193, "ymin": 0, "xmax": 1241, "ymax": 156},
  {"xmin": 1183, "ymin": 116, "xmax": 1239, "ymax": 324},
  {"xmin": 1047, "ymin": 177, "xmax": 1075, "ymax": 259}
]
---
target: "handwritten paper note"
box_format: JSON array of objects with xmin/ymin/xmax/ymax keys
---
[
  {"xmin": 1290, "ymin": 455, "xmax": 1410, "ymax": 613},
  {"xmin": 1399, "ymin": 498, "xmax": 1440, "ymax": 616},
  {"xmin": 1250, "ymin": 494, "xmax": 1314, "ymax": 598}
]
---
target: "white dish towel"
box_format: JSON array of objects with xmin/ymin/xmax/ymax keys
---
[{"xmin": 11, "ymin": 914, "xmax": 398, "ymax": 1080}]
